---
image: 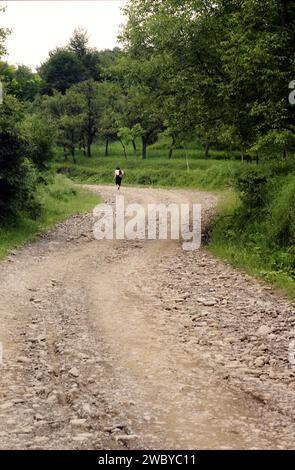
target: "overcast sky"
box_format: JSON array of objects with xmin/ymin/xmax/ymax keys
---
[{"xmin": 0, "ymin": 0, "xmax": 127, "ymax": 70}]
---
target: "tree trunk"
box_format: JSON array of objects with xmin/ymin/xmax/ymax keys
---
[
  {"xmin": 132, "ymin": 139, "xmax": 138, "ymax": 157},
  {"xmin": 283, "ymin": 147, "xmax": 288, "ymax": 159},
  {"xmin": 87, "ymin": 141, "xmax": 91, "ymax": 158},
  {"xmin": 185, "ymin": 146, "xmax": 190, "ymax": 173},
  {"xmin": 281, "ymin": 0, "xmax": 289, "ymax": 26},
  {"xmin": 63, "ymin": 146, "xmax": 68, "ymax": 161},
  {"xmin": 205, "ymin": 141, "xmax": 220, "ymax": 159},
  {"xmin": 204, "ymin": 142, "xmax": 211, "ymax": 160},
  {"xmin": 105, "ymin": 138, "xmax": 109, "ymax": 157},
  {"xmin": 71, "ymin": 146, "xmax": 76, "ymax": 164},
  {"xmin": 142, "ymin": 137, "xmax": 147, "ymax": 159},
  {"xmin": 119, "ymin": 139, "xmax": 127, "ymax": 159},
  {"xmin": 168, "ymin": 135, "xmax": 176, "ymax": 159}
]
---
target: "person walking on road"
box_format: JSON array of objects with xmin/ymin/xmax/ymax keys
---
[{"xmin": 114, "ymin": 167, "xmax": 124, "ymax": 190}]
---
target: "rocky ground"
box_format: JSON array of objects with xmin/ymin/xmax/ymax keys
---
[{"xmin": 0, "ymin": 185, "xmax": 294, "ymax": 449}]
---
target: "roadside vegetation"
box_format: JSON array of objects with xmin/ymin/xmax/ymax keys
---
[
  {"xmin": 0, "ymin": 174, "xmax": 100, "ymax": 259},
  {"xmin": 210, "ymin": 162, "xmax": 295, "ymax": 299}
]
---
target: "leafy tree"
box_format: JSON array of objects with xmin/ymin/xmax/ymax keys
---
[
  {"xmin": 68, "ymin": 28, "xmax": 101, "ymax": 81},
  {"xmin": 120, "ymin": 0, "xmax": 226, "ymax": 157},
  {"xmin": 39, "ymin": 29, "xmax": 101, "ymax": 95},
  {"xmin": 117, "ymin": 124, "xmax": 144, "ymax": 159},
  {"xmin": 20, "ymin": 112, "xmax": 56, "ymax": 169},
  {"xmin": 99, "ymin": 82, "xmax": 123, "ymax": 156},
  {"xmin": 0, "ymin": 62, "xmax": 41, "ymax": 102},
  {"xmin": 117, "ymin": 127, "xmax": 130, "ymax": 159},
  {"xmin": 14, "ymin": 65, "xmax": 41, "ymax": 102},
  {"xmin": 60, "ymin": 89, "xmax": 85, "ymax": 161},
  {"xmin": 0, "ymin": 6, "xmax": 9, "ymax": 59},
  {"xmin": 0, "ymin": 61, "xmax": 18, "ymax": 97},
  {"xmin": 72, "ymin": 79, "xmax": 104, "ymax": 157},
  {"xmin": 41, "ymin": 89, "xmax": 83, "ymax": 161},
  {"xmin": 39, "ymin": 48, "xmax": 85, "ymax": 94},
  {"xmin": 98, "ymin": 47, "xmax": 122, "ymax": 80},
  {"xmin": 120, "ymin": 0, "xmax": 295, "ymax": 160},
  {"xmin": 0, "ymin": 95, "xmax": 39, "ymax": 218},
  {"xmin": 0, "ymin": 10, "xmax": 40, "ymax": 219},
  {"xmin": 68, "ymin": 28, "xmax": 90, "ymax": 58},
  {"xmin": 114, "ymin": 55, "xmax": 165, "ymax": 158},
  {"xmin": 217, "ymin": 0, "xmax": 295, "ymax": 158}
]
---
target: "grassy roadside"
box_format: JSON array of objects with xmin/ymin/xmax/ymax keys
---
[
  {"xmin": 208, "ymin": 190, "xmax": 295, "ymax": 301},
  {"xmin": 0, "ymin": 174, "xmax": 100, "ymax": 260}
]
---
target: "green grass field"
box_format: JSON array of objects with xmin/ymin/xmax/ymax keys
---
[
  {"xmin": 0, "ymin": 174, "xmax": 100, "ymax": 260},
  {"xmin": 53, "ymin": 138, "xmax": 244, "ymax": 191}
]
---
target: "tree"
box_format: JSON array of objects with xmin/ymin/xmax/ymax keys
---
[
  {"xmin": 0, "ymin": 9, "xmax": 41, "ymax": 218},
  {"xmin": 217, "ymin": 0, "xmax": 295, "ymax": 158},
  {"xmin": 41, "ymin": 89, "xmax": 84, "ymax": 162},
  {"xmin": 114, "ymin": 55, "xmax": 165, "ymax": 159},
  {"xmin": 68, "ymin": 28, "xmax": 101, "ymax": 81},
  {"xmin": 39, "ymin": 29, "xmax": 101, "ymax": 95},
  {"xmin": 60, "ymin": 89, "xmax": 85, "ymax": 161},
  {"xmin": 0, "ymin": 61, "xmax": 18, "ymax": 97},
  {"xmin": 14, "ymin": 65, "xmax": 41, "ymax": 102},
  {"xmin": 39, "ymin": 48, "xmax": 85, "ymax": 94},
  {"xmin": 120, "ymin": 1, "xmax": 216, "ymax": 157},
  {"xmin": 69, "ymin": 28, "xmax": 89, "ymax": 58},
  {"xmin": 20, "ymin": 112, "xmax": 56, "ymax": 169},
  {"xmin": 0, "ymin": 95, "xmax": 40, "ymax": 218},
  {"xmin": 73, "ymin": 80, "xmax": 104, "ymax": 157},
  {"xmin": 0, "ymin": 62, "xmax": 41, "ymax": 102},
  {"xmin": 120, "ymin": 0, "xmax": 295, "ymax": 160},
  {"xmin": 117, "ymin": 124, "xmax": 144, "ymax": 159},
  {"xmin": 98, "ymin": 48, "xmax": 122, "ymax": 81},
  {"xmin": 99, "ymin": 82, "xmax": 123, "ymax": 156},
  {"xmin": 0, "ymin": 6, "xmax": 9, "ymax": 59}
]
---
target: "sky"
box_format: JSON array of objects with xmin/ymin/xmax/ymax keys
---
[{"xmin": 0, "ymin": 0, "xmax": 127, "ymax": 70}]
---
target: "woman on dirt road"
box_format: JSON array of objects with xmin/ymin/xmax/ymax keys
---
[{"xmin": 114, "ymin": 167, "xmax": 124, "ymax": 190}]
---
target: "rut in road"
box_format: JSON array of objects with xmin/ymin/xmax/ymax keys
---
[{"xmin": 0, "ymin": 185, "xmax": 295, "ymax": 449}]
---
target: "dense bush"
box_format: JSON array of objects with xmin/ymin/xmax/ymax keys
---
[
  {"xmin": 269, "ymin": 176, "xmax": 295, "ymax": 247},
  {"xmin": 20, "ymin": 113, "xmax": 57, "ymax": 169},
  {"xmin": 234, "ymin": 166, "xmax": 270, "ymax": 212},
  {"xmin": 0, "ymin": 96, "xmax": 41, "ymax": 219}
]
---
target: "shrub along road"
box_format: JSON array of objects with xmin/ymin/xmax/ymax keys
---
[{"xmin": 0, "ymin": 185, "xmax": 294, "ymax": 449}]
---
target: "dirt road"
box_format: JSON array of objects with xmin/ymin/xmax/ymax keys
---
[{"xmin": 0, "ymin": 185, "xmax": 295, "ymax": 449}]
